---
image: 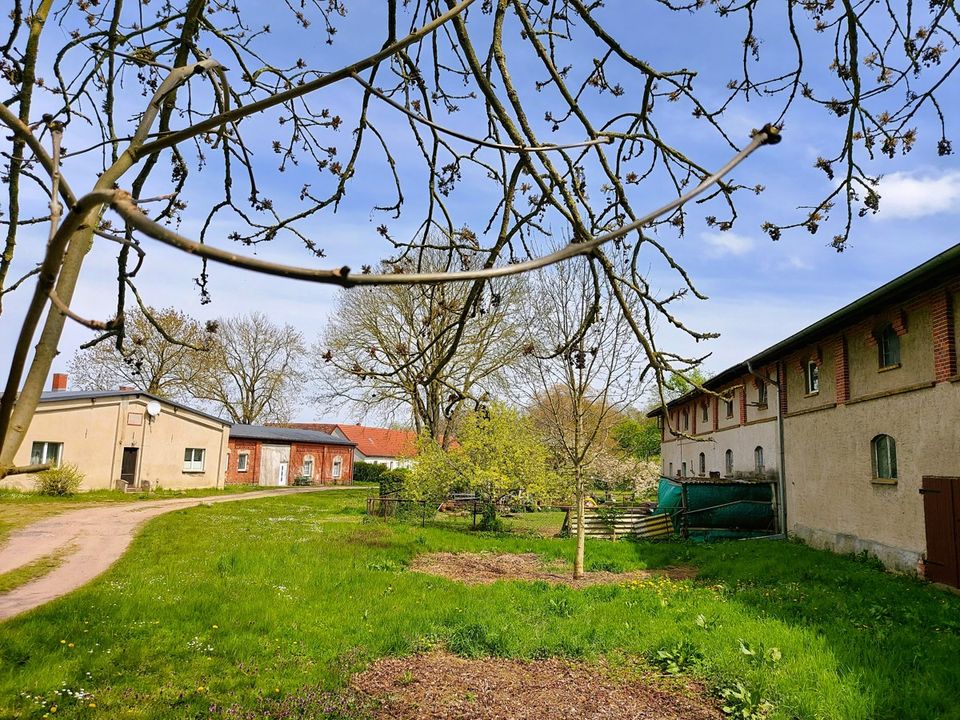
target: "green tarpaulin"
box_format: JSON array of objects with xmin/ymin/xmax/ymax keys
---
[{"xmin": 656, "ymin": 476, "xmax": 776, "ymax": 540}]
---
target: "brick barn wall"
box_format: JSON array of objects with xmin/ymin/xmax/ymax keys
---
[
  {"xmin": 289, "ymin": 442, "xmax": 354, "ymax": 484},
  {"xmin": 226, "ymin": 439, "xmax": 261, "ymax": 484}
]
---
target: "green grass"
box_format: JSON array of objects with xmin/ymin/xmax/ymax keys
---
[{"xmin": 1, "ymin": 491, "xmax": 958, "ymax": 719}]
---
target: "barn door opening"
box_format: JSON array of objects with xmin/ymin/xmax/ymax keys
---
[{"xmin": 920, "ymin": 476, "xmax": 960, "ymax": 587}]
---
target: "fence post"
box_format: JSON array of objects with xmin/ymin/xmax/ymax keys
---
[
  {"xmin": 421, "ymin": 500, "xmax": 426, "ymax": 527},
  {"xmin": 472, "ymin": 500, "xmax": 477, "ymax": 529}
]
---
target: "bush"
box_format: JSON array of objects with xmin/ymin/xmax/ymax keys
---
[
  {"xmin": 353, "ymin": 461, "xmax": 389, "ymax": 485},
  {"xmin": 34, "ymin": 464, "xmax": 85, "ymax": 496},
  {"xmin": 379, "ymin": 468, "xmax": 409, "ymax": 498}
]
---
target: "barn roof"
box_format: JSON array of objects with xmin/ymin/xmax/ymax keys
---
[
  {"xmin": 229, "ymin": 424, "xmax": 355, "ymax": 446},
  {"xmin": 38, "ymin": 389, "xmax": 229, "ymax": 425}
]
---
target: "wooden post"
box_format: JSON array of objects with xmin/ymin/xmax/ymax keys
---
[{"xmin": 680, "ymin": 483, "xmax": 689, "ymax": 540}]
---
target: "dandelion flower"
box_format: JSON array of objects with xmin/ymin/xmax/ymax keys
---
[
  {"xmin": 88, "ymin": 703, "xmax": 97, "ymax": 708},
  {"xmin": 68, "ymin": 643, "xmax": 74, "ymax": 648},
  {"xmin": 60, "ymin": 640, "xmax": 66, "ymax": 644}
]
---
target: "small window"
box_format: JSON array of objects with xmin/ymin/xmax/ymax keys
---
[
  {"xmin": 237, "ymin": 452, "xmax": 249, "ymax": 472},
  {"xmin": 302, "ymin": 457, "xmax": 314, "ymax": 479},
  {"xmin": 669, "ymin": 462, "xmax": 674, "ymax": 477},
  {"xmin": 725, "ymin": 396, "xmax": 734, "ymax": 418},
  {"xmin": 878, "ymin": 325, "xmax": 901, "ymax": 368},
  {"xmin": 681, "ymin": 461, "xmax": 687, "ymax": 477},
  {"xmin": 872, "ymin": 434, "xmax": 898, "ymax": 479},
  {"xmin": 698, "ymin": 452, "xmax": 706, "ymax": 475},
  {"xmin": 757, "ymin": 382, "xmax": 768, "ymax": 407},
  {"xmin": 682, "ymin": 409, "xmax": 689, "ymax": 431},
  {"xmin": 805, "ymin": 361, "xmax": 820, "ymax": 395},
  {"xmin": 30, "ymin": 441, "xmax": 63, "ymax": 466},
  {"xmin": 754, "ymin": 446, "xmax": 765, "ymax": 474},
  {"xmin": 701, "ymin": 403, "xmax": 708, "ymax": 423},
  {"xmin": 183, "ymin": 448, "xmax": 205, "ymax": 472},
  {"xmin": 332, "ymin": 456, "xmax": 343, "ymax": 479},
  {"xmin": 725, "ymin": 449, "xmax": 733, "ymax": 475}
]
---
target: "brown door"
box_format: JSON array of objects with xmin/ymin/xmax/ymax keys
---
[
  {"xmin": 121, "ymin": 447, "xmax": 139, "ymax": 488},
  {"xmin": 920, "ymin": 476, "xmax": 960, "ymax": 587}
]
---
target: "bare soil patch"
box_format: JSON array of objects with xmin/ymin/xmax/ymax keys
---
[
  {"xmin": 351, "ymin": 651, "xmax": 722, "ymax": 720},
  {"xmin": 409, "ymin": 552, "xmax": 696, "ymax": 588}
]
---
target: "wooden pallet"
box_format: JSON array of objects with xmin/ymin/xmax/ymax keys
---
[{"xmin": 563, "ymin": 507, "xmax": 675, "ymax": 540}]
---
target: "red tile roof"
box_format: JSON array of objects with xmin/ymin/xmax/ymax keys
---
[
  {"xmin": 279, "ymin": 423, "xmax": 418, "ymax": 459},
  {"xmin": 333, "ymin": 425, "xmax": 418, "ymax": 459}
]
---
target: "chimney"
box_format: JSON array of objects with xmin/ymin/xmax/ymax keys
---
[
  {"xmin": 119, "ymin": 386, "xmax": 135, "ymax": 392},
  {"xmin": 51, "ymin": 373, "xmax": 68, "ymax": 392}
]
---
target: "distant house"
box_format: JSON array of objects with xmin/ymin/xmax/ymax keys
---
[
  {"xmin": 650, "ymin": 243, "xmax": 959, "ymax": 582},
  {"xmin": 227, "ymin": 425, "xmax": 355, "ymax": 486},
  {"xmin": 1, "ymin": 374, "xmax": 230, "ymax": 491},
  {"xmin": 280, "ymin": 423, "xmax": 418, "ymax": 470}
]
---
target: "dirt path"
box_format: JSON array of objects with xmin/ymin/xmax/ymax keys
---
[{"xmin": 0, "ymin": 486, "xmax": 360, "ymax": 621}]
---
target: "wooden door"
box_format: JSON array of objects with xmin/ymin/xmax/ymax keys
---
[
  {"xmin": 921, "ymin": 476, "xmax": 960, "ymax": 587},
  {"xmin": 120, "ymin": 447, "xmax": 139, "ymax": 487}
]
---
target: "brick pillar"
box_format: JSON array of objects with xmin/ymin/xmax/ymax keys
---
[
  {"xmin": 778, "ymin": 361, "xmax": 788, "ymax": 416},
  {"xmin": 691, "ymin": 404, "xmax": 697, "ymax": 435},
  {"xmin": 933, "ymin": 289, "xmax": 957, "ymax": 382},
  {"xmin": 739, "ymin": 386, "xmax": 747, "ymax": 425},
  {"xmin": 834, "ymin": 336, "xmax": 850, "ymax": 404},
  {"xmin": 712, "ymin": 397, "xmax": 719, "ymax": 431}
]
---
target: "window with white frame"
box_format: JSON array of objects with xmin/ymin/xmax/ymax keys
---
[
  {"xmin": 872, "ymin": 434, "xmax": 898, "ymax": 480},
  {"xmin": 237, "ymin": 452, "xmax": 249, "ymax": 472},
  {"xmin": 877, "ymin": 325, "xmax": 901, "ymax": 368},
  {"xmin": 302, "ymin": 457, "xmax": 314, "ymax": 479},
  {"xmin": 724, "ymin": 449, "xmax": 733, "ymax": 475},
  {"xmin": 754, "ymin": 446, "xmax": 765, "ymax": 474},
  {"xmin": 757, "ymin": 382, "xmax": 768, "ymax": 407},
  {"xmin": 30, "ymin": 441, "xmax": 62, "ymax": 466},
  {"xmin": 183, "ymin": 448, "xmax": 205, "ymax": 472},
  {"xmin": 332, "ymin": 456, "xmax": 343, "ymax": 479},
  {"xmin": 724, "ymin": 396, "xmax": 734, "ymax": 418},
  {"xmin": 805, "ymin": 361, "xmax": 820, "ymax": 394}
]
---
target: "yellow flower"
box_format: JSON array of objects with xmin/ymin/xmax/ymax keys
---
[
  {"xmin": 212, "ymin": 624, "xmax": 218, "ymax": 629},
  {"xmin": 274, "ymin": 687, "xmax": 280, "ymax": 693},
  {"xmin": 88, "ymin": 703, "xmax": 97, "ymax": 708},
  {"xmin": 50, "ymin": 707, "xmax": 57, "ymax": 713},
  {"xmin": 197, "ymin": 686, "xmax": 205, "ymax": 693},
  {"xmin": 60, "ymin": 640, "xmax": 66, "ymax": 644},
  {"xmin": 68, "ymin": 643, "xmax": 75, "ymax": 648}
]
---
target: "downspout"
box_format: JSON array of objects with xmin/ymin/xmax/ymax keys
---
[{"xmin": 746, "ymin": 361, "xmax": 787, "ymax": 537}]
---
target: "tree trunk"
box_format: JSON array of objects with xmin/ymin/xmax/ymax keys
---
[{"xmin": 573, "ymin": 463, "xmax": 585, "ymax": 579}]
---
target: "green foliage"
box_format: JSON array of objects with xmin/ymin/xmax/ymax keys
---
[
  {"xmin": 353, "ymin": 461, "xmax": 389, "ymax": 485},
  {"xmin": 651, "ymin": 640, "xmax": 702, "ymax": 676},
  {"xmin": 379, "ymin": 468, "xmax": 409, "ymax": 498},
  {"xmin": 612, "ymin": 417, "xmax": 661, "ymax": 460},
  {"xmin": 407, "ymin": 403, "xmax": 560, "ymax": 504},
  {"xmin": 33, "ymin": 464, "xmax": 84, "ymax": 496},
  {"xmin": 717, "ymin": 681, "xmax": 775, "ymax": 719}
]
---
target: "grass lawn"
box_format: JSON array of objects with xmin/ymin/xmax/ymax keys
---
[
  {"xmin": 0, "ymin": 485, "xmax": 300, "ymax": 545},
  {"xmin": 1, "ymin": 491, "xmax": 959, "ymax": 719}
]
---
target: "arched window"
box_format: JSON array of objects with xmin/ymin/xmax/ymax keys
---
[
  {"xmin": 724, "ymin": 449, "xmax": 733, "ymax": 475},
  {"xmin": 754, "ymin": 446, "xmax": 765, "ymax": 474},
  {"xmin": 698, "ymin": 452, "xmax": 706, "ymax": 475},
  {"xmin": 878, "ymin": 325, "xmax": 901, "ymax": 368},
  {"xmin": 669, "ymin": 462, "xmax": 674, "ymax": 477},
  {"xmin": 872, "ymin": 435, "xmax": 898, "ymax": 479}
]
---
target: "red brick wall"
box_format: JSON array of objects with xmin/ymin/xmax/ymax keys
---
[
  {"xmin": 739, "ymin": 385, "xmax": 747, "ymax": 425},
  {"xmin": 833, "ymin": 335, "xmax": 850, "ymax": 404},
  {"xmin": 226, "ymin": 439, "xmax": 261, "ymax": 484},
  {"xmin": 933, "ymin": 288, "xmax": 957, "ymax": 382},
  {"xmin": 777, "ymin": 361, "xmax": 788, "ymax": 416},
  {"xmin": 226, "ymin": 439, "xmax": 354, "ymax": 485}
]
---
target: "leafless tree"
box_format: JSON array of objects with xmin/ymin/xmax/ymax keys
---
[
  {"xmin": 191, "ymin": 312, "xmax": 307, "ymax": 425},
  {"xmin": 1, "ymin": 2, "xmax": 957, "ymax": 476},
  {"xmin": 523, "ymin": 255, "xmax": 650, "ymax": 579},
  {"xmin": 67, "ymin": 306, "xmax": 211, "ymax": 398},
  {"xmin": 314, "ymin": 247, "xmax": 526, "ymax": 447}
]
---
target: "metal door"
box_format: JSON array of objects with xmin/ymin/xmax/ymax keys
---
[
  {"xmin": 120, "ymin": 447, "xmax": 139, "ymax": 487},
  {"xmin": 921, "ymin": 476, "xmax": 960, "ymax": 587}
]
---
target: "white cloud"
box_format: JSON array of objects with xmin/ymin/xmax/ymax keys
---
[
  {"xmin": 702, "ymin": 231, "xmax": 754, "ymax": 257},
  {"xmin": 782, "ymin": 255, "xmax": 813, "ymax": 271},
  {"xmin": 874, "ymin": 170, "xmax": 960, "ymax": 220}
]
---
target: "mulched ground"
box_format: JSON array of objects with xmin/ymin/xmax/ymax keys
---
[
  {"xmin": 408, "ymin": 552, "xmax": 697, "ymax": 588},
  {"xmin": 350, "ymin": 651, "xmax": 723, "ymax": 720}
]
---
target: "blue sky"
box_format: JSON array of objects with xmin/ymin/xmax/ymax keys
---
[{"xmin": 1, "ymin": 2, "xmax": 958, "ymax": 421}]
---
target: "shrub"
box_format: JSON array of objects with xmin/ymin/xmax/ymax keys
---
[
  {"xmin": 353, "ymin": 461, "xmax": 389, "ymax": 485},
  {"xmin": 34, "ymin": 464, "xmax": 84, "ymax": 496},
  {"xmin": 379, "ymin": 468, "xmax": 409, "ymax": 498}
]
